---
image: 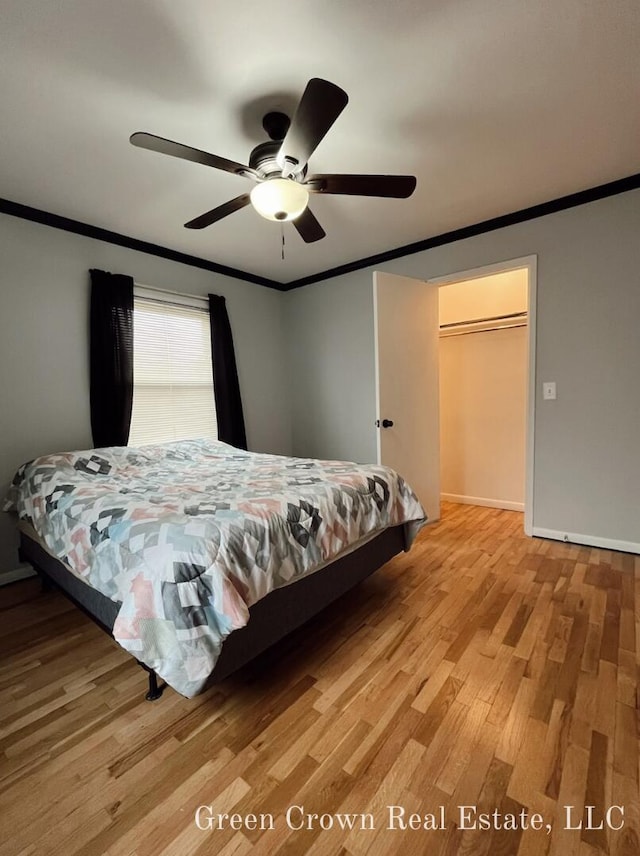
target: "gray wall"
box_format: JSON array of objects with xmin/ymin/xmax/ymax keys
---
[
  {"xmin": 2, "ymin": 190, "xmax": 639, "ymax": 571},
  {"xmin": 0, "ymin": 213, "xmax": 291, "ymax": 572},
  {"xmin": 286, "ymin": 269, "xmax": 378, "ymax": 464},
  {"xmin": 285, "ymin": 189, "xmax": 640, "ymax": 545}
]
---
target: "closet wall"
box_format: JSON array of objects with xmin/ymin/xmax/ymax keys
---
[{"xmin": 439, "ymin": 270, "xmax": 528, "ymax": 510}]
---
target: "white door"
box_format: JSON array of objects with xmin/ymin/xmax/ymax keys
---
[{"xmin": 374, "ymin": 271, "xmax": 441, "ymax": 521}]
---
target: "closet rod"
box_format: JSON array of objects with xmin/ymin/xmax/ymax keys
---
[
  {"xmin": 439, "ymin": 310, "xmax": 527, "ymax": 330},
  {"xmin": 440, "ymin": 321, "xmax": 527, "ymax": 338}
]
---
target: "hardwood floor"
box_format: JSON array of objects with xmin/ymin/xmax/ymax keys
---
[{"xmin": 0, "ymin": 503, "xmax": 638, "ymax": 856}]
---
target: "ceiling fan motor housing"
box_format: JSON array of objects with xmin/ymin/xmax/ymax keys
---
[
  {"xmin": 249, "ymin": 140, "xmax": 308, "ymax": 180},
  {"xmin": 249, "ymin": 140, "xmax": 282, "ymax": 177},
  {"xmin": 250, "ymin": 112, "xmax": 307, "ymax": 180}
]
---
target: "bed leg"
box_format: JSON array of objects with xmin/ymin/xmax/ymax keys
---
[
  {"xmin": 136, "ymin": 661, "xmax": 165, "ymax": 701},
  {"xmin": 145, "ymin": 670, "xmax": 164, "ymax": 701}
]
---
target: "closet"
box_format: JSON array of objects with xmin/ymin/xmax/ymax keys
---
[{"xmin": 438, "ymin": 269, "xmax": 528, "ymax": 512}]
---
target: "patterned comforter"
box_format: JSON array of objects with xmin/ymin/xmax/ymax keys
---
[{"xmin": 4, "ymin": 440, "xmax": 426, "ymax": 697}]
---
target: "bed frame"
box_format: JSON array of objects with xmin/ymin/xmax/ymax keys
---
[{"xmin": 18, "ymin": 526, "xmax": 406, "ymax": 700}]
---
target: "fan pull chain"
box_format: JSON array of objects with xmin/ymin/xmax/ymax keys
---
[{"xmin": 281, "ymin": 224, "xmax": 285, "ymax": 260}]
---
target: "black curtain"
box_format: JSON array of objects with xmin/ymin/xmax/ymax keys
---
[
  {"xmin": 208, "ymin": 294, "xmax": 247, "ymax": 450},
  {"xmin": 89, "ymin": 269, "xmax": 134, "ymax": 447}
]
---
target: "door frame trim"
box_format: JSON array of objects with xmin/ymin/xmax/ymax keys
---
[{"xmin": 427, "ymin": 255, "xmax": 537, "ymax": 536}]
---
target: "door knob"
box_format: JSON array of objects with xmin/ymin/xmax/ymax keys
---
[{"xmin": 376, "ymin": 419, "xmax": 394, "ymax": 428}]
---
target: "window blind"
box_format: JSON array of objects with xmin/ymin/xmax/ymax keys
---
[{"xmin": 128, "ymin": 295, "xmax": 218, "ymax": 446}]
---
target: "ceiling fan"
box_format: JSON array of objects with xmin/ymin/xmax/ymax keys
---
[{"xmin": 130, "ymin": 78, "xmax": 417, "ymax": 243}]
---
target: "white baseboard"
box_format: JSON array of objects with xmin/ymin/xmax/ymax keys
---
[
  {"xmin": 532, "ymin": 527, "xmax": 640, "ymax": 556},
  {"xmin": 0, "ymin": 565, "xmax": 37, "ymax": 586},
  {"xmin": 441, "ymin": 493, "xmax": 525, "ymax": 513}
]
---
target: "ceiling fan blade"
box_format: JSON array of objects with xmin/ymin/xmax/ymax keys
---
[
  {"xmin": 131, "ymin": 132, "xmax": 258, "ymax": 180},
  {"xmin": 184, "ymin": 194, "xmax": 251, "ymax": 229},
  {"xmin": 306, "ymin": 174, "xmax": 417, "ymax": 198},
  {"xmin": 277, "ymin": 79, "xmax": 348, "ymax": 174},
  {"xmin": 293, "ymin": 207, "xmax": 326, "ymax": 243}
]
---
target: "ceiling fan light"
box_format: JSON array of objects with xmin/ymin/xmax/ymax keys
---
[{"xmin": 250, "ymin": 178, "xmax": 309, "ymax": 222}]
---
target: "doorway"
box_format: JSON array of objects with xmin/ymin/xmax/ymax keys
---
[
  {"xmin": 374, "ymin": 256, "xmax": 536, "ymax": 536},
  {"xmin": 429, "ymin": 257, "xmax": 536, "ymax": 535}
]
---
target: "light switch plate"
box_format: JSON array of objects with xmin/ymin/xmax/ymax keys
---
[{"xmin": 543, "ymin": 381, "xmax": 557, "ymax": 400}]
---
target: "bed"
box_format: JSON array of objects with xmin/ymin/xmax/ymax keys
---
[{"xmin": 5, "ymin": 440, "xmax": 426, "ymax": 699}]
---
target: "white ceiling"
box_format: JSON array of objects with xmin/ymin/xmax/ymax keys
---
[{"xmin": 1, "ymin": 0, "xmax": 639, "ymax": 283}]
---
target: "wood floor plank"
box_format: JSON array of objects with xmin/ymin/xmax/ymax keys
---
[{"xmin": 0, "ymin": 503, "xmax": 637, "ymax": 856}]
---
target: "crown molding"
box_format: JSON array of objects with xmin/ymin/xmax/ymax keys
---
[
  {"xmin": 282, "ymin": 172, "xmax": 640, "ymax": 290},
  {"xmin": 2, "ymin": 172, "xmax": 639, "ymax": 292},
  {"xmin": 0, "ymin": 198, "xmax": 285, "ymax": 291}
]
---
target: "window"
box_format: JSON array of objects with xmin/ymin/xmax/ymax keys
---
[{"xmin": 128, "ymin": 287, "xmax": 218, "ymax": 446}]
